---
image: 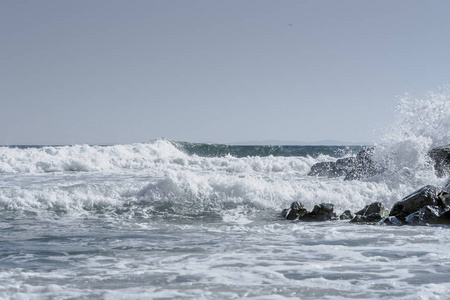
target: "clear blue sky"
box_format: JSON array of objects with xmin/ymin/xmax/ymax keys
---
[{"xmin": 1, "ymin": 0, "xmax": 450, "ymax": 145}]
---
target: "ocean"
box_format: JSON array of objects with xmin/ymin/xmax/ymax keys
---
[{"xmin": 2, "ymin": 96, "xmax": 450, "ymax": 299}]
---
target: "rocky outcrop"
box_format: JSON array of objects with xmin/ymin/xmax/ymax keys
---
[
  {"xmin": 281, "ymin": 201, "xmax": 307, "ymax": 220},
  {"xmin": 350, "ymin": 201, "xmax": 389, "ymax": 224},
  {"xmin": 307, "ymin": 162, "xmax": 337, "ymax": 177},
  {"xmin": 381, "ymin": 185, "xmax": 450, "ymax": 226},
  {"xmin": 379, "ymin": 216, "xmax": 403, "ymax": 226},
  {"xmin": 307, "ymin": 147, "xmax": 385, "ymax": 180},
  {"xmin": 389, "ymin": 185, "xmax": 450, "ymax": 223},
  {"xmin": 281, "ymin": 184, "xmax": 450, "ymax": 226},
  {"xmin": 308, "ymin": 158, "xmax": 356, "ymax": 178},
  {"xmin": 350, "ymin": 213, "xmax": 384, "ymax": 224},
  {"xmin": 436, "ymin": 210, "xmax": 450, "ymax": 224},
  {"xmin": 302, "ymin": 203, "xmax": 339, "ymax": 221},
  {"xmin": 429, "ymin": 145, "xmax": 450, "ymax": 178},
  {"xmin": 344, "ymin": 148, "xmax": 385, "ymax": 180},
  {"xmin": 404, "ymin": 205, "xmax": 442, "ymax": 226},
  {"xmin": 355, "ymin": 201, "xmax": 389, "ymax": 216},
  {"xmin": 339, "ymin": 210, "xmax": 354, "ymax": 220},
  {"xmin": 281, "ymin": 202, "xmax": 338, "ymax": 221}
]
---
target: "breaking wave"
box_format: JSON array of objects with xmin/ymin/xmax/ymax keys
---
[{"xmin": 372, "ymin": 87, "xmax": 450, "ymax": 187}]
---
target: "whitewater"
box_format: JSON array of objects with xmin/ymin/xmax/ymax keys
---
[{"xmin": 1, "ymin": 92, "xmax": 450, "ymax": 299}]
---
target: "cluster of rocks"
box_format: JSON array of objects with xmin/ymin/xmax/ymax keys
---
[
  {"xmin": 308, "ymin": 144, "xmax": 450, "ymax": 180},
  {"xmin": 307, "ymin": 147, "xmax": 385, "ymax": 180},
  {"xmin": 289, "ymin": 144, "xmax": 450, "ymax": 226},
  {"xmin": 282, "ymin": 185, "xmax": 450, "ymax": 226},
  {"xmin": 282, "ymin": 202, "xmax": 339, "ymax": 221}
]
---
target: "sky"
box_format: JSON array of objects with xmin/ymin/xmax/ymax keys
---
[{"xmin": 1, "ymin": 0, "xmax": 450, "ymax": 145}]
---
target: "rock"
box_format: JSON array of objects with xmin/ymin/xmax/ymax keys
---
[
  {"xmin": 405, "ymin": 205, "xmax": 442, "ymax": 226},
  {"xmin": 348, "ymin": 202, "xmax": 388, "ymax": 224},
  {"xmin": 302, "ymin": 203, "xmax": 339, "ymax": 221},
  {"xmin": 344, "ymin": 147, "xmax": 385, "ymax": 180},
  {"xmin": 355, "ymin": 202, "xmax": 389, "ymax": 216},
  {"xmin": 307, "ymin": 157, "xmax": 356, "ymax": 178},
  {"xmin": 307, "ymin": 162, "xmax": 336, "ymax": 177},
  {"xmin": 307, "ymin": 147, "xmax": 385, "ymax": 180},
  {"xmin": 380, "ymin": 216, "xmax": 403, "ymax": 226},
  {"xmin": 339, "ymin": 210, "xmax": 354, "ymax": 220},
  {"xmin": 429, "ymin": 145, "xmax": 450, "ymax": 178},
  {"xmin": 350, "ymin": 213, "xmax": 383, "ymax": 224},
  {"xmin": 436, "ymin": 209, "xmax": 450, "ymax": 225},
  {"xmin": 331, "ymin": 157, "xmax": 357, "ymax": 177},
  {"xmin": 281, "ymin": 202, "xmax": 338, "ymax": 222},
  {"xmin": 389, "ymin": 185, "xmax": 448, "ymax": 223},
  {"xmin": 281, "ymin": 201, "xmax": 307, "ymax": 220}
]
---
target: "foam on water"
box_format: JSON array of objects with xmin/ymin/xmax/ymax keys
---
[
  {"xmin": 0, "ymin": 140, "xmax": 354, "ymax": 220},
  {"xmin": 2, "ymin": 88, "xmax": 450, "ymax": 299},
  {"xmin": 0, "ymin": 150, "xmax": 400, "ymax": 221}
]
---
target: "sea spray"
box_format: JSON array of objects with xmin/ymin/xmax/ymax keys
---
[{"xmin": 371, "ymin": 87, "xmax": 450, "ymax": 188}]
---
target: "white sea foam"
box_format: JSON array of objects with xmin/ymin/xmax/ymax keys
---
[
  {"xmin": 0, "ymin": 140, "xmax": 324, "ymax": 175},
  {"xmin": 2, "ymin": 88, "xmax": 450, "ymax": 300}
]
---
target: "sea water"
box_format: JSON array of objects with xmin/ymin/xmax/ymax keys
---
[{"xmin": 1, "ymin": 92, "xmax": 450, "ymax": 299}]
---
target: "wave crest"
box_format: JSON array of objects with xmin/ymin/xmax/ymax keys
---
[{"xmin": 372, "ymin": 87, "xmax": 450, "ymax": 186}]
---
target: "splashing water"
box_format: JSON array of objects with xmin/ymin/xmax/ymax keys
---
[
  {"xmin": 2, "ymin": 88, "xmax": 450, "ymax": 300},
  {"xmin": 372, "ymin": 87, "xmax": 450, "ymax": 186}
]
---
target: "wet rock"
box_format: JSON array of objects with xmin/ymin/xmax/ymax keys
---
[
  {"xmin": 344, "ymin": 147, "xmax": 385, "ymax": 180},
  {"xmin": 355, "ymin": 202, "xmax": 389, "ymax": 216},
  {"xmin": 281, "ymin": 201, "xmax": 307, "ymax": 220},
  {"xmin": 405, "ymin": 205, "xmax": 442, "ymax": 226},
  {"xmin": 307, "ymin": 158, "xmax": 356, "ymax": 178},
  {"xmin": 307, "ymin": 162, "xmax": 336, "ymax": 177},
  {"xmin": 389, "ymin": 185, "xmax": 448, "ymax": 223},
  {"xmin": 302, "ymin": 203, "xmax": 339, "ymax": 221},
  {"xmin": 339, "ymin": 210, "xmax": 354, "ymax": 220},
  {"xmin": 348, "ymin": 201, "xmax": 388, "ymax": 225},
  {"xmin": 307, "ymin": 147, "xmax": 384, "ymax": 180},
  {"xmin": 429, "ymin": 145, "xmax": 450, "ymax": 178},
  {"xmin": 380, "ymin": 216, "xmax": 403, "ymax": 226},
  {"xmin": 436, "ymin": 209, "xmax": 450, "ymax": 225},
  {"xmin": 330, "ymin": 157, "xmax": 358, "ymax": 177},
  {"xmin": 350, "ymin": 213, "xmax": 383, "ymax": 224}
]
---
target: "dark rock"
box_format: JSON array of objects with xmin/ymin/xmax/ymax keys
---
[
  {"xmin": 330, "ymin": 157, "xmax": 357, "ymax": 177},
  {"xmin": 301, "ymin": 203, "xmax": 339, "ymax": 221},
  {"xmin": 380, "ymin": 216, "xmax": 403, "ymax": 226},
  {"xmin": 389, "ymin": 185, "xmax": 448, "ymax": 222},
  {"xmin": 281, "ymin": 201, "xmax": 307, "ymax": 220},
  {"xmin": 429, "ymin": 145, "xmax": 450, "ymax": 178},
  {"xmin": 307, "ymin": 147, "xmax": 385, "ymax": 180},
  {"xmin": 405, "ymin": 205, "xmax": 441, "ymax": 226},
  {"xmin": 307, "ymin": 162, "xmax": 336, "ymax": 177},
  {"xmin": 349, "ymin": 213, "xmax": 383, "ymax": 224},
  {"xmin": 436, "ymin": 209, "xmax": 450, "ymax": 225},
  {"xmin": 339, "ymin": 210, "xmax": 354, "ymax": 220},
  {"xmin": 307, "ymin": 158, "xmax": 356, "ymax": 178},
  {"xmin": 355, "ymin": 202, "xmax": 389, "ymax": 216},
  {"xmin": 335, "ymin": 157, "xmax": 357, "ymax": 168},
  {"xmin": 344, "ymin": 147, "xmax": 385, "ymax": 180}
]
